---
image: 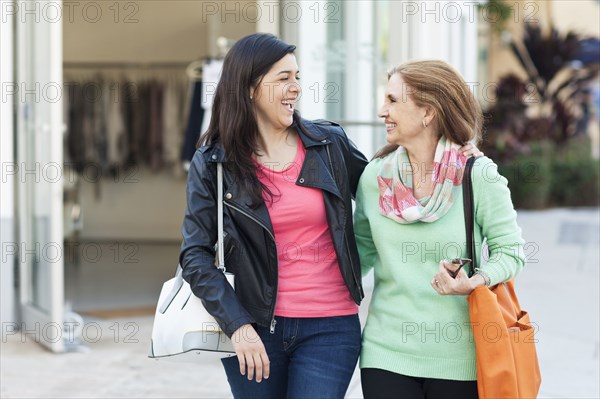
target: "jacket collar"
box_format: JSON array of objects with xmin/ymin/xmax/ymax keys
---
[
  {"xmin": 202, "ymin": 142, "xmax": 225, "ymax": 163},
  {"xmin": 296, "ymin": 120, "xmax": 343, "ymax": 199},
  {"xmin": 296, "ymin": 119, "xmax": 332, "ymax": 147},
  {"xmin": 201, "ymin": 119, "xmax": 342, "ymax": 223}
]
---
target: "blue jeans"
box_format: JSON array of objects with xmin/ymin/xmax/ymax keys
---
[{"xmin": 221, "ymin": 314, "xmax": 361, "ymax": 399}]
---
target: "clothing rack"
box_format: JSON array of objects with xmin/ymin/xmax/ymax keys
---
[{"xmin": 184, "ymin": 36, "xmax": 233, "ymax": 80}]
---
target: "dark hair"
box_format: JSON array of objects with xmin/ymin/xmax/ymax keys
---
[
  {"xmin": 374, "ymin": 60, "xmax": 483, "ymax": 159},
  {"xmin": 198, "ymin": 33, "xmax": 298, "ymax": 204}
]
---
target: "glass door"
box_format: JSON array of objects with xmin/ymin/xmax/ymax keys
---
[{"xmin": 15, "ymin": 0, "xmax": 65, "ymax": 352}]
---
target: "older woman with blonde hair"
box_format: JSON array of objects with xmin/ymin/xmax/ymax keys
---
[{"xmin": 355, "ymin": 60, "xmax": 526, "ymax": 398}]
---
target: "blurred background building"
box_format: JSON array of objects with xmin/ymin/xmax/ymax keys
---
[{"xmin": 1, "ymin": 0, "xmax": 598, "ymax": 354}]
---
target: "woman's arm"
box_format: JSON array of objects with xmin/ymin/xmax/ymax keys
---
[
  {"xmin": 432, "ymin": 157, "xmax": 526, "ymax": 295},
  {"xmin": 472, "ymin": 157, "xmax": 526, "ymax": 285},
  {"xmin": 335, "ymin": 125, "xmax": 369, "ymax": 198},
  {"xmin": 346, "ymin": 137, "xmax": 369, "ymax": 198},
  {"xmin": 179, "ymin": 150, "xmax": 255, "ymax": 337},
  {"xmin": 353, "ymin": 168, "xmax": 378, "ymax": 277}
]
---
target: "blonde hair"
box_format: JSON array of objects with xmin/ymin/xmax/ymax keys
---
[{"xmin": 375, "ymin": 60, "xmax": 483, "ymax": 159}]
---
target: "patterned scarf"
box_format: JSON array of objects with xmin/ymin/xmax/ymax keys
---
[{"xmin": 377, "ymin": 136, "xmax": 468, "ymax": 224}]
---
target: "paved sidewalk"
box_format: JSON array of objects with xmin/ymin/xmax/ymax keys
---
[{"xmin": 1, "ymin": 208, "xmax": 599, "ymax": 398}]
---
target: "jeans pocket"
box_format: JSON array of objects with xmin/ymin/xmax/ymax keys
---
[{"xmin": 314, "ymin": 314, "xmax": 361, "ymax": 347}]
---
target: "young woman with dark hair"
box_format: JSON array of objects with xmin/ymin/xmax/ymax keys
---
[{"xmin": 179, "ymin": 33, "xmax": 367, "ymax": 398}]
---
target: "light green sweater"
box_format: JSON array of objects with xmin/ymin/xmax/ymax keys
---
[{"xmin": 354, "ymin": 156, "xmax": 525, "ymax": 381}]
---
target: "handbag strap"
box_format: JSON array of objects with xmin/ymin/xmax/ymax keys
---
[
  {"xmin": 462, "ymin": 157, "xmax": 477, "ymax": 277},
  {"xmin": 216, "ymin": 163, "xmax": 225, "ymax": 272},
  {"xmin": 161, "ymin": 163, "xmax": 225, "ymax": 314},
  {"xmin": 171, "ymin": 164, "xmax": 225, "ymax": 280},
  {"xmin": 463, "ymin": 157, "xmax": 524, "ymax": 315}
]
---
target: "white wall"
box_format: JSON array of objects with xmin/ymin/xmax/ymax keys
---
[
  {"xmin": 64, "ymin": 0, "xmax": 257, "ymax": 62},
  {"xmin": 76, "ymin": 169, "xmax": 187, "ymax": 240},
  {"xmin": 0, "ymin": 5, "xmax": 15, "ymax": 325},
  {"xmin": 552, "ymin": 0, "xmax": 600, "ymax": 37},
  {"xmin": 256, "ymin": 0, "xmax": 280, "ymax": 36},
  {"xmin": 400, "ymin": 0, "xmax": 479, "ymax": 81},
  {"xmin": 344, "ymin": 1, "xmax": 376, "ymax": 156},
  {"xmin": 293, "ymin": 0, "xmax": 328, "ymax": 120}
]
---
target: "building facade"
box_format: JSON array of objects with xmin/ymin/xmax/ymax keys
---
[{"xmin": 0, "ymin": 0, "xmax": 478, "ymax": 352}]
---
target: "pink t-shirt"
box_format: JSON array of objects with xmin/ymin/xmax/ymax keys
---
[{"xmin": 256, "ymin": 138, "xmax": 358, "ymax": 317}]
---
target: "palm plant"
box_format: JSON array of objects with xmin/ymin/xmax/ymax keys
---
[
  {"xmin": 483, "ymin": 23, "xmax": 599, "ymax": 160},
  {"xmin": 482, "ymin": 23, "xmax": 599, "ymax": 209}
]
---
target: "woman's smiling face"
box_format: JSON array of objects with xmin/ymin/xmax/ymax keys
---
[
  {"xmin": 377, "ymin": 73, "xmax": 428, "ymax": 146},
  {"xmin": 252, "ymin": 53, "xmax": 301, "ymax": 132}
]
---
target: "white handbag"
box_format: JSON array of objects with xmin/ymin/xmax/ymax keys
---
[{"xmin": 148, "ymin": 163, "xmax": 235, "ymax": 361}]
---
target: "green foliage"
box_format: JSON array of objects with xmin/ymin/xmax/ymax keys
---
[
  {"xmin": 549, "ymin": 138, "xmax": 600, "ymax": 207},
  {"xmin": 478, "ymin": 0, "xmax": 514, "ymax": 33},
  {"xmin": 481, "ymin": 22, "xmax": 599, "ymax": 208},
  {"xmin": 498, "ymin": 139, "xmax": 600, "ymax": 209},
  {"xmin": 499, "ymin": 141, "xmax": 553, "ymax": 209},
  {"xmin": 483, "ymin": 24, "xmax": 598, "ymax": 154}
]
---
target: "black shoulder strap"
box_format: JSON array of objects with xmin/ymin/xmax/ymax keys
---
[{"xmin": 463, "ymin": 157, "xmax": 477, "ymax": 277}]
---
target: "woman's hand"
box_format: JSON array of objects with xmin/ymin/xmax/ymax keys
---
[
  {"xmin": 231, "ymin": 324, "xmax": 270, "ymax": 383},
  {"xmin": 459, "ymin": 143, "xmax": 484, "ymax": 158},
  {"xmin": 431, "ymin": 260, "xmax": 486, "ymax": 295}
]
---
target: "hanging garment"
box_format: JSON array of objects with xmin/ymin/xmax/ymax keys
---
[
  {"xmin": 106, "ymin": 80, "xmax": 126, "ymax": 173},
  {"xmin": 64, "ymin": 72, "xmax": 187, "ymax": 176},
  {"xmin": 162, "ymin": 78, "xmax": 184, "ymax": 176},
  {"xmin": 71, "ymin": 82, "xmax": 89, "ymax": 173},
  {"xmin": 124, "ymin": 78, "xmax": 144, "ymax": 167},
  {"xmin": 181, "ymin": 80, "xmax": 204, "ymax": 169},
  {"xmin": 148, "ymin": 80, "xmax": 164, "ymax": 172},
  {"xmin": 199, "ymin": 59, "xmax": 223, "ymax": 138},
  {"xmin": 93, "ymin": 78, "xmax": 108, "ymax": 173}
]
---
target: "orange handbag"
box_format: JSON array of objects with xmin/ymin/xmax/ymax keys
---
[{"xmin": 463, "ymin": 157, "xmax": 541, "ymax": 398}]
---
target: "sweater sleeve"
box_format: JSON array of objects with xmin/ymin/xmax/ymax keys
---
[
  {"xmin": 472, "ymin": 157, "xmax": 526, "ymax": 286},
  {"xmin": 354, "ymin": 163, "xmax": 378, "ymax": 277}
]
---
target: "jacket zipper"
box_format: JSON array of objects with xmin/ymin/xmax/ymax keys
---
[
  {"xmin": 224, "ymin": 202, "xmax": 275, "ymax": 241},
  {"xmin": 224, "ymin": 201, "xmax": 279, "ymax": 334}
]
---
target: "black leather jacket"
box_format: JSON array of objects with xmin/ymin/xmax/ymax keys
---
[{"xmin": 179, "ymin": 119, "xmax": 368, "ymax": 337}]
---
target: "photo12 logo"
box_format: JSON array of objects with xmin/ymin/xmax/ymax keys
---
[
  {"xmin": 1, "ymin": 1, "xmax": 140, "ymax": 24},
  {"xmin": 2, "ymin": 241, "xmax": 140, "ymax": 265},
  {"xmin": 398, "ymin": 1, "xmax": 539, "ymax": 24},
  {"xmin": 2, "ymin": 321, "xmax": 140, "ymax": 345},
  {"xmin": 1, "ymin": 162, "xmax": 140, "ymax": 185},
  {"xmin": 200, "ymin": 1, "xmax": 341, "ymax": 24}
]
